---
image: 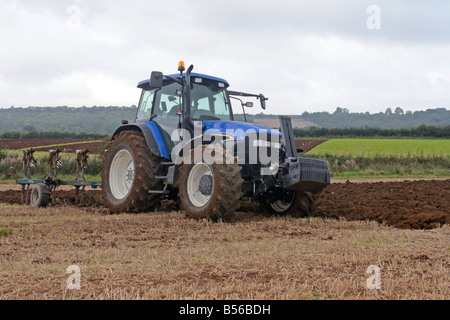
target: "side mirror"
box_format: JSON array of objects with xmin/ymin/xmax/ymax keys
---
[
  {"xmin": 245, "ymin": 102, "xmax": 254, "ymax": 108},
  {"xmin": 150, "ymin": 71, "xmax": 163, "ymax": 89},
  {"xmin": 260, "ymin": 95, "xmax": 267, "ymax": 110}
]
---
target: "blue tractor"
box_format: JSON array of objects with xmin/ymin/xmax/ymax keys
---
[{"xmin": 102, "ymin": 62, "xmax": 330, "ymax": 220}]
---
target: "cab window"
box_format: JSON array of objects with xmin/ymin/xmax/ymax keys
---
[
  {"xmin": 136, "ymin": 89, "xmax": 156, "ymax": 122},
  {"xmin": 190, "ymin": 80, "xmax": 232, "ymax": 121}
]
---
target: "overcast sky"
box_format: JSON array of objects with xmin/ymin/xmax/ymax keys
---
[{"xmin": 1, "ymin": 0, "xmax": 449, "ymax": 114}]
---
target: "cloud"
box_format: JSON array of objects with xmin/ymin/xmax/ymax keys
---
[{"xmin": 0, "ymin": 0, "xmax": 449, "ymax": 114}]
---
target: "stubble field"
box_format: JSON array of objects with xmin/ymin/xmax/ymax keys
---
[{"xmin": 0, "ymin": 180, "xmax": 448, "ymax": 300}]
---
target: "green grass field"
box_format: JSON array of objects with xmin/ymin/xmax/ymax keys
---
[
  {"xmin": 307, "ymin": 139, "xmax": 450, "ymax": 158},
  {"xmin": 305, "ymin": 139, "xmax": 449, "ymax": 179}
]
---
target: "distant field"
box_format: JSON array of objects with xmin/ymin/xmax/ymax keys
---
[
  {"xmin": 0, "ymin": 139, "xmax": 104, "ymax": 154},
  {"xmin": 307, "ymin": 139, "xmax": 450, "ymax": 158}
]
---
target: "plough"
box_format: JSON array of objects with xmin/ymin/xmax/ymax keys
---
[{"xmin": 16, "ymin": 149, "xmax": 101, "ymax": 207}]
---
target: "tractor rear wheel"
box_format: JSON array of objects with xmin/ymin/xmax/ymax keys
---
[
  {"xmin": 179, "ymin": 145, "xmax": 243, "ymax": 221},
  {"xmin": 262, "ymin": 190, "xmax": 322, "ymax": 218},
  {"xmin": 102, "ymin": 131, "xmax": 163, "ymax": 213}
]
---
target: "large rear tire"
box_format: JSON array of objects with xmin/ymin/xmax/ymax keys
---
[
  {"xmin": 101, "ymin": 131, "xmax": 163, "ymax": 213},
  {"xmin": 179, "ymin": 145, "xmax": 243, "ymax": 221}
]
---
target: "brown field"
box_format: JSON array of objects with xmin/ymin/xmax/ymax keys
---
[
  {"xmin": 296, "ymin": 139, "xmax": 328, "ymax": 153},
  {"xmin": 0, "ymin": 139, "xmax": 103, "ymax": 154},
  {"xmin": 0, "ymin": 180, "xmax": 448, "ymax": 300}
]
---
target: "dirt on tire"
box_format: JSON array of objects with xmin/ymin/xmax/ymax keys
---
[
  {"xmin": 178, "ymin": 145, "xmax": 244, "ymax": 221},
  {"xmin": 101, "ymin": 131, "xmax": 164, "ymax": 213},
  {"xmin": 1, "ymin": 179, "xmax": 448, "ymax": 230}
]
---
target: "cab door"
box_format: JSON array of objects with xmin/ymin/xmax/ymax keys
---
[{"xmin": 151, "ymin": 82, "xmax": 183, "ymax": 156}]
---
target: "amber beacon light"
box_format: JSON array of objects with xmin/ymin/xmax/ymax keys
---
[{"xmin": 178, "ymin": 61, "xmax": 185, "ymax": 74}]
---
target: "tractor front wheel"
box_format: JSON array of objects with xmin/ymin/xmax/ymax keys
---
[{"xmin": 179, "ymin": 145, "xmax": 243, "ymax": 221}]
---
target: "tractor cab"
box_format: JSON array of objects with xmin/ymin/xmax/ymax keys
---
[
  {"xmin": 134, "ymin": 63, "xmax": 271, "ymax": 159},
  {"xmin": 136, "ymin": 72, "xmax": 236, "ymax": 156},
  {"xmin": 137, "ymin": 73, "xmax": 232, "ymax": 122}
]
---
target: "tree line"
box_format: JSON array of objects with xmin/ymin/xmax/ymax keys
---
[
  {"xmin": 0, "ymin": 106, "xmax": 448, "ymax": 134},
  {"xmin": 294, "ymin": 125, "xmax": 450, "ymax": 138},
  {"xmin": 244, "ymin": 108, "xmax": 449, "ymax": 129},
  {"xmin": 298, "ymin": 108, "xmax": 449, "ymax": 129},
  {"xmin": 0, "ymin": 106, "xmax": 137, "ymax": 135}
]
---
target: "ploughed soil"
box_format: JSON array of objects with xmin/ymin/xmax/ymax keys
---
[
  {"xmin": 0, "ymin": 139, "xmax": 103, "ymax": 154},
  {"xmin": 296, "ymin": 139, "xmax": 328, "ymax": 153},
  {"xmin": 1, "ymin": 180, "xmax": 448, "ymax": 230},
  {"xmin": 317, "ymin": 180, "xmax": 449, "ymax": 230}
]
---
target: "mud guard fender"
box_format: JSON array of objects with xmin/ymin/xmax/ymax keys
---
[{"xmin": 112, "ymin": 123, "xmax": 165, "ymax": 158}]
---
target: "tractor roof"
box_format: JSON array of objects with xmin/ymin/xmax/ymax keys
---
[{"xmin": 138, "ymin": 73, "xmax": 229, "ymax": 89}]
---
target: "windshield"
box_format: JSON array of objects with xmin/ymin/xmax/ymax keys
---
[
  {"xmin": 136, "ymin": 78, "xmax": 232, "ymax": 123},
  {"xmin": 190, "ymin": 79, "xmax": 232, "ymax": 121}
]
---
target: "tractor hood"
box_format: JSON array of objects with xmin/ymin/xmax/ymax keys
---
[{"xmin": 202, "ymin": 120, "xmax": 282, "ymax": 141}]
